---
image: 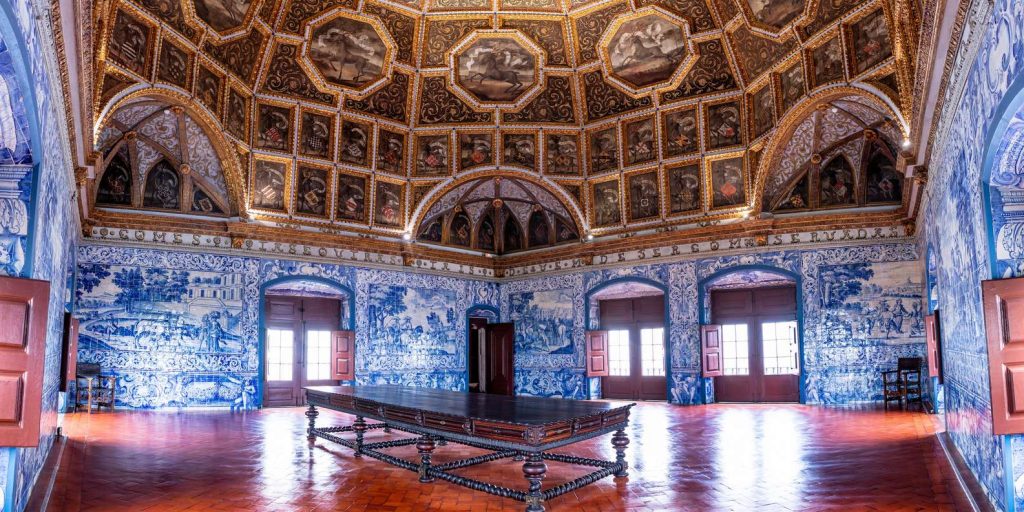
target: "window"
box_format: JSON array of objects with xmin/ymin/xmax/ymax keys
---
[
  {"xmin": 640, "ymin": 327, "xmax": 665, "ymax": 376},
  {"xmin": 608, "ymin": 329, "xmax": 630, "ymax": 376},
  {"xmin": 761, "ymin": 321, "xmax": 799, "ymax": 375},
  {"xmin": 306, "ymin": 330, "xmax": 333, "ymax": 381},
  {"xmin": 722, "ymin": 323, "xmax": 749, "ymax": 376},
  {"xmin": 266, "ymin": 328, "xmax": 294, "ymax": 381}
]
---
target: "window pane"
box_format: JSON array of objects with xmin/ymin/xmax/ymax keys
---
[
  {"xmin": 640, "ymin": 328, "xmax": 665, "ymax": 376},
  {"xmin": 266, "ymin": 328, "xmax": 294, "ymax": 381},
  {"xmin": 306, "ymin": 330, "xmax": 333, "ymax": 380},
  {"xmin": 608, "ymin": 329, "xmax": 630, "ymax": 376},
  {"xmin": 761, "ymin": 321, "xmax": 799, "ymax": 375},
  {"xmin": 721, "ymin": 323, "xmax": 749, "ymax": 376}
]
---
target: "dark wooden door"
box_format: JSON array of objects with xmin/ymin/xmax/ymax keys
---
[
  {"xmin": 486, "ymin": 323, "xmax": 515, "ymax": 396},
  {"xmin": 712, "ymin": 286, "xmax": 799, "ymax": 403},
  {"xmin": 0, "ymin": 277, "xmax": 50, "ymax": 446},
  {"xmin": 263, "ymin": 296, "xmax": 341, "ymax": 407},
  {"xmin": 599, "ymin": 295, "xmax": 667, "ymax": 401}
]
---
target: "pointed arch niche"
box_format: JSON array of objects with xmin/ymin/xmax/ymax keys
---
[
  {"xmin": 93, "ymin": 97, "xmax": 238, "ymax": 217},
  {"xmin": 415, "ymin": 175, "xmax": 580, "ymax": 255}
]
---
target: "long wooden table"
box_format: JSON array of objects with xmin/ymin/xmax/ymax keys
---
[{"xmin": 304, "ymin": 385, "xmax": 634, "ymax": 512}]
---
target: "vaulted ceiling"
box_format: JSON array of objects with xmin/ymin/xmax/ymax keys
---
[{"xmin": 86, "ymin": 0, "xmax": 921, "ymax": 261}]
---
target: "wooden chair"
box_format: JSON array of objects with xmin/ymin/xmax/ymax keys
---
[
  {"xmin": 898, "ymin": 357, "xmax": 923, "ymax": 407},
  {"xmin": 881, "ymin": 369, "xmax": 903, "ymax": 409},
  {"xmin": 74, "ymin": 363, "xmax": 116, "ymax": 413}
]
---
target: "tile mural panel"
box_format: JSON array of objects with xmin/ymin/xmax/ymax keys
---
[{"xmin": 509, "ymin": 289, "xmax": 575, "ymax": 354}]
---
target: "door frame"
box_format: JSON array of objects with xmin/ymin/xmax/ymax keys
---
[
  {"xmin": 697, "ymin": 265, "xmax": 806, "ymax": 404},
  {"xmin": 465, "ymin": 304, "xmax": 500, "ymax": 393},
  {"xmin": 584, "ymin": 277, "xmax": 671, "ymax": 401},
  {"xmin": 257, "ymin": 276, "xmax": 355, "ymax": 408}
]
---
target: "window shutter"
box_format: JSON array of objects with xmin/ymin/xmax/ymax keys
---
[
  {"xmin": 332, "ymin": 330, "xmax": 355, "ymax": 381},
  {"xmin": 0, "ymin": 276, "xmax": 50, "ymax": 447},
  {"xmin": 924, "ymin": 313, "xmax": 942, "ymax": 383},
  {"xmin": 701, "ymin": 324, "xmax": 723, "ymax": 378},
  {"xmin": 585, "ymin": 330, "xmax": 609, "ymax": 377},
  {"xmin": 983, "ymin": 278, "xmax": 1024, "ymax": 434}
]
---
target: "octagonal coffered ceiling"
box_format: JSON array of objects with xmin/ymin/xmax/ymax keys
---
[
  {"xmin": 450, "ymin": 30, "xmax": 546, "ymax": 109},
  {"xmin": 597, "ymin": 8, "xmax": 697, "ymax": 96}
]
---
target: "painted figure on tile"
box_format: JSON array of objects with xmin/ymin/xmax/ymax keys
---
[
  {"xmin": 308, "ymin": 17, "xmax": 387, "ymax": 88},
  {"xmin": 366, "ymin": 285, "xmax": 460, "ymax": 357},
  {"xmin": 818, "ymin": 261, "xmax": 923, "ymax": 340},
  {"xmin": 509, "ymin": 289, "xmax": 574, "ymax": 354},
  {"xmin": 199, "ymin": 311, "xmax": 227, "ymax": 352}
]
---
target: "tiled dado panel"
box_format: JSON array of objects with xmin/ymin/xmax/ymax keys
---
[
  {"xmin": 501, "ymin": 243, "xmax": 925, "ymax": 405},
  {"xmin": 917, "ymin": 0, "xmax": 1024, "ymax": 507},
  {"xmin": 75, "ymin": 244, "xmax": 500, "ymax": 409}
]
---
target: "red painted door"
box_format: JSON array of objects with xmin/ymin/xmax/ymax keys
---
[
  {"xmin": 0, "ymin": 276, "xmax": 50, "ymax": 447},
  {"xmin": 486, "ymin": 323, "xmax": 515, "ymax": 395},
  {"xmin": 712, "ymin": 287, "xmax": 799, "ymax": 403}
]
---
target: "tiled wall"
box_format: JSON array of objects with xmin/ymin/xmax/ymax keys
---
[
  {"xmin": 75, "ymin": 245, "xmax": 501, "ymax": 408},
  {"xmin": 503, "ymin": 244, "xmax": 925, "ymax": 404},
  {"xmin": 0, "ymin": 0, "xmax": 81, "ymax": 508},
  {"xmin": 917, "ymin": 0, "xmax": 1024, "ymax": 507}
]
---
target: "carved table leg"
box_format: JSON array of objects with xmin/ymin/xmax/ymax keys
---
[
  {"xmin": 612, "ymin": 429, "xmax": 629, "ymax": 478},
  {"xmin": 417, "ymin": 436, "xmax": 436, "ymax": 483},
  {"xmin": 305, "ymin": 405, "xmax": 319, "ymax": 443},
  {"xmin": 353, "ymin": 416, "xmax": 367, "ymax": 457},
  {"xmin": 522, "ymin": 453, "xmax": 547, "ymax": 512},
  {"xmin": 383, "ymin": 423, "xmax": 391, "ymax": 433},
  {"xmin": 513, "ymin": 451, "xmax": 525, "ymax": 461}
]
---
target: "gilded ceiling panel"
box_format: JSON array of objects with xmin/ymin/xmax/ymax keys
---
[
  {"xmin": 582, "ymin": 70, "xmax": 653, "ymax": 122},
  {"xmin": 501, "ymin": 75, "xmax": 577, "ymax": 124},
  {"xmin": 262, "ymin": 42, "xmax": 338, "ymax": 105},
  {"xmin": 659, "ymin": 38, "xmax": 739, "ymax": 103},
  {"xmin": 572, "ymin": 2, "xmax": 629, "ymax": 65},
  {"xmin": 634, "ymin": 0, "xmax": 717, "ymax": 33},
  {"xmin": 202, "ymin": 29, "xmax": 266, "ymax": 84},
  {"xmin": 343, "ymin": 72, "xmax": 411, "ymax": 123}
]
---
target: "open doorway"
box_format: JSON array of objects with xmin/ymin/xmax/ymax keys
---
[
  {"xmin": 705, "ymin": 270, "xmax": 800, "ymax": 403},
  {"xmin": 589, "ymin": 281, "xmax": 668, "ymax": 401},
  {"xmin": 261, "ymin": 279, "xmax": 353, "ymax": 407},
  {"xmin": 466, "ymin": 306, "xmax": 514, "ymax": 395}
]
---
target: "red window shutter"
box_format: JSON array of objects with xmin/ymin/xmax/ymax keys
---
[
  {"xmin": 0, "ymin": 276, "xmax": 51, "ymax": 447},
  {"xmin": 983, "ymin": 278, "xmax": 1024, "ymax": 434},
  {"xmin": 701, "ymin": 324, "xmax": 723, "ymax": 378},
  {"xmin": 586, "ymin": 330, "xmax": 609, "ymax": 377},
  {"xmin": 332, "ymin": 330, "xmax": 355, "ymax": 381},
  {"xmin": 924, "ymin": 314, "xmax": 941, "ymax": 382}
]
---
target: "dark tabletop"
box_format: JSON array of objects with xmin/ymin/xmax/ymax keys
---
[{"xmin": 305, "ymin": 385, "xmax": 632, "ymax": 426}]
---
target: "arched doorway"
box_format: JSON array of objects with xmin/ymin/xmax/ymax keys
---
[
  {"xmin": 258, "ymin": 277, "xmax": 354, "ymax": 407},
  {"xmin": 700, "ymin": 267, "xmax": 803, "ymax": 403},
  {"xmin": 585, "ymin": 278, "xmax": 670, "ymax": 401}
]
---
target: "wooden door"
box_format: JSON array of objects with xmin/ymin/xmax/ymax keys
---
[
  {"xmin": 0, "ymin": 277, "xmax": 50, "ymax": 447},
  {"xmin": 599, "ymin": 296, "xmax": 667, "ymax": 401},
  {"xmin": 263, "ymin": 296, "xmax": 342, "ymax": 407},
  {"xmin": 711, "ymin": 287, "xmax": 799, "ymax": 403},
  {"xmin": 486, "ymin": 323, "xmax": 515, "ymax": 395}
]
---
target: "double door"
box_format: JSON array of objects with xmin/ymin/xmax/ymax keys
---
[
  {"xmin": 600, "ymin": 296, "xmax": 667, "ymax": 401},
  {"xmin": 711, "ymin": 287, "xmax": 799, "ymax": 403},
  {"xmin": 264, "ymin": 296, "xmax": 344, "ymax": 407}
]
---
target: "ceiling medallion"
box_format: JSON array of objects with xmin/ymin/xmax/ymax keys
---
[
  {"xmin": 737, "ymin": 0, "xmax": 810, "ymax": 37},
  {"xmin": 186, "ymin": 0, "xmax": 260, "ymax": 37},
  {"xmin": 597, "ymin": 7, "xmax": 699, "ymax": 98},
  {"xmin": 447, "ymin": 30, "xmax": 546, "ymax": 110},
  {"xmin": 302, "ymin": 10, "xmax": 397, "ymax": 96}
]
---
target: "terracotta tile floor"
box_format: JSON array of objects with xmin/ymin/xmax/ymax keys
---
[{"xmin": 47, "ymin": 403, "xmax": 972, "ymax": 511}]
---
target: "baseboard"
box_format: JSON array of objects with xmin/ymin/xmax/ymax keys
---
[
  {"xmin": 937, "ymin": 432, "xmax": 996, "ymax": 512},
  {"xmin": 23, "ymin": 435, "xmax": 65, "ymax": 512}
]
